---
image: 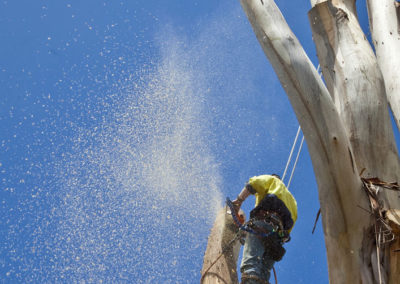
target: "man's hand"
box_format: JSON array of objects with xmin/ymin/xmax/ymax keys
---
[
  {"xmin": 232, "ymin": 197, "xmax": 243, "ymax": 212},
  {"xmin": 231, "ymin": 197, "xmax": 245, "ymax": 225},
  {"xmin": 233, "ymin": 186, "xmax": 251, "ymax": 212}
]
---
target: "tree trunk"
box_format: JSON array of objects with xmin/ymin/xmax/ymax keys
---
[{"xmin": 201, "ymin": 207, "xmax": 243, "ymax": 284}]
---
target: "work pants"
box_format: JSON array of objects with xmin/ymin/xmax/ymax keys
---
[{"xmin": 240, "ymin": 220, "xmax": 275, "ymax": 284}]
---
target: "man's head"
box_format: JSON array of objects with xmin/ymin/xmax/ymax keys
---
[{"xmin": 271, "ymin": 174, "xmax": 281, "ymax": 180}]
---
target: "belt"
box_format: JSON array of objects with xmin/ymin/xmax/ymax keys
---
[{"xmin": 253, "ymin": 210, "xmax": 284, "ymax": 232}]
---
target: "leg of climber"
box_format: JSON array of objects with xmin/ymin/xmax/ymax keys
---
[{"xmin": 240, "ymin": 220, "xmax": 275, "ymax": 284}]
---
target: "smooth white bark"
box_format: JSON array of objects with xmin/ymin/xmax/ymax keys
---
[
  {"xmin": 309, "ymin": 1, "xmax": 400, "ymax": 208},
  {"xmin": 367, "ymin": 0, "xmax": 400, "ymax": 131}
]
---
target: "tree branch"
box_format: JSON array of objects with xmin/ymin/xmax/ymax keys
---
[{"xmin": 367, "ymin": 0, "xmax": 400, "ymax": 132}]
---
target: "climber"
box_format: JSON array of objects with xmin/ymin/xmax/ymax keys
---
[{"xmin": 232, "ymin": 174, "xmax": 298, "ymax": 284}]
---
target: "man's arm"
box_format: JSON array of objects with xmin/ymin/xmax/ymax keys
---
[{"xmin": 232, "ymin": 185, "xmax": 253, "ymax": 211}]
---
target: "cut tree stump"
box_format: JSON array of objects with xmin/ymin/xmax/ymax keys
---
[{"xmin": 201, "ymin": 207, "xmax": 245, "ymax": 284}]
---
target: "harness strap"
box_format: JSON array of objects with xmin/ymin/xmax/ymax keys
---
[
  {"xmin": 252, "ymin": 211, "xmax": 284, "ymax": 232},
  {"xmin": 251, "ymin": 216, "xmax": 293, "ymax": 245},
  {"xmin": 226, "ymin": 197, "xmax": 276, "ymax": 238}
]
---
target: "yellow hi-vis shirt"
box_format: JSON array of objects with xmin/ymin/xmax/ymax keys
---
[{"xmin": 248, "ymin": 175, "xmax": 298, "ymax": 226}]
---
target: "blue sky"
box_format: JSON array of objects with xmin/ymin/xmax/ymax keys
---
[{"xmin": 0, "ymin": 1, "xmax": 378, "ymax": 283}]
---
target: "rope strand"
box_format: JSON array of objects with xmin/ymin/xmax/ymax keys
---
[
  {"xmin": 287, "ymin": 135, "xmax": 304, "ymax": 189},
  {"xmin": 282, "ymin": 126, "xmax": 301, "ymax": 182},
  {"xmin": 283, "ymin": 64, "xmax": 321, "ymax": 187}
]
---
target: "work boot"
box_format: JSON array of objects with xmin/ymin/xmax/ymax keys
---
[{"xmin": 241, "ymin": 273, "xmax": 269, "ymax": 284}]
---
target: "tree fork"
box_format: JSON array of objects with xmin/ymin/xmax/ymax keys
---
[
  {"xmin": 309, "ymin": 2, "xmax": 400, "ymax": 281},
  {"xmin": 240, "ymin": 0, "xmax": 369, "ymax": 282},
  {"xmin": 239, "ymin": 0, "xmax": 400, "ymax": 283},
  {"xmin": 309, "ymin": 0, "xmax": 400, "ymax": 183}
]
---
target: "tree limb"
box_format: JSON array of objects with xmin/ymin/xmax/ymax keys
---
[{"xmin": 367, "ymin": 0, "xmax": 400, "ymax": 132}]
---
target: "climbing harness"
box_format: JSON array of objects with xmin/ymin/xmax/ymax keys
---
[
  {"xmin": 201, "ymin": 199, "xmax": 282, "ymax": 284},
  {"xmin": 227, "ymin": 197, "xmax": 278, "ymax": 239},
  {"xmin": 228, "ymin": 197, "xmax": 285, "ymax": 284}
]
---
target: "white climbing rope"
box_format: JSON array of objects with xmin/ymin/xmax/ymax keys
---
[
  {"xmin": 287, "ymin": 135, "xmax": 304, "ymax": 189},
  {"xmin": 282, "ymin": 125, "xmax": 304, "ymax": 189},
  {"xmin": 282, "ymin": 126, "xmax": 301, "ymax": 183},
  {"xmin": 282, "ymin": 65, "xmax": 323, "ymax": 188}
]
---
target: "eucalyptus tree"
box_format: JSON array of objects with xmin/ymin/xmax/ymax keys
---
[{"xmin": 202, "ymin": 0, "xmax": 400, "ymax": 283}]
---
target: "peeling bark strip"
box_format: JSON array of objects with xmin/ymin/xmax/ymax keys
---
[
  {"xmin": 361, "ymin": 178, "xmax": 398, "ymax": 245},
  {"xmin": 361, "ymin": 178, "xmax": 400, "ymax": 283},
  {"xmin": 361, "ymin": 177, "xmax": 400, "ymax": 191},
  {"xmin": 312, "ymin": 208, "xmax": 321, "ymax": 234}
]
